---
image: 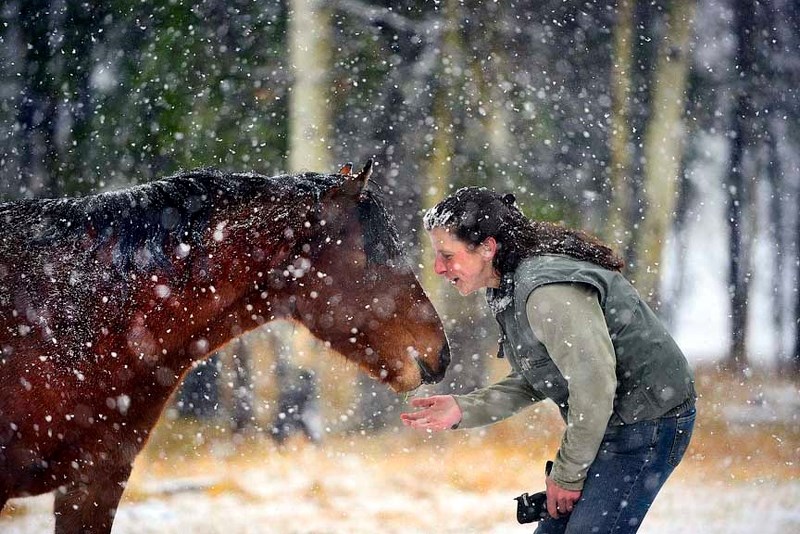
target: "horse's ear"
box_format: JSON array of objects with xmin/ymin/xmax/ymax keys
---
[
  {"xmin": 342, "ymin": 159, "xmax": 373, "ymax": 197},
  {"xmin": 356, "ymin": 159, "xmax": 373, "ymax": 185},
  {"xmin": 338, "ymin": 162, "xmax": 353, "ymax": 176}
]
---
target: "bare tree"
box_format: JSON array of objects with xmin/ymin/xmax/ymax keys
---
[
  {"xmin": 230, "ymin": 337, "xmax": 255, "ymax": 432},
  {"xmin": 288, "ymin": 0, "xmax": 333, "ymax": 173},
  {"xmin": 283, "ymin": 0, "xmax": 335, "ymax": 426},
  {"xmin": 605, "ymin": 0, "xmax": 635, "ymax": 254},
  {"xmin": 635, "ymin": 0, "xmax": 697, "ymax": 308},
  {"xmin": 794, "ymin": 194, "xmax": 800, "ymax": 376},
  {"xmin": 16, "ymin": 0, "xmax": 59, "ymax": 196},
  {"xmin": 723, "ymin": 0, "xmax": 758, "ymax": 372}
]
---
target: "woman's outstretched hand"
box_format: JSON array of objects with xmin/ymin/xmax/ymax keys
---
[{"xmin": 400, "ymin": 395, "xmax": 462, "ymax": 431}]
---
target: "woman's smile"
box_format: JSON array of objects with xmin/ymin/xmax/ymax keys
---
[{"xmin": 428, "ymin": 227, "xmax": 500, "ymax": 295}]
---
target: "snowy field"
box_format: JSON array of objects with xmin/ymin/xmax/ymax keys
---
[
  {"xmin": 2, "ymin": 453, "xmax": 798, "ymax": 534},
  {"xmin": 2, "ymin": 369, "xmax": 798, "ymax": 533}
]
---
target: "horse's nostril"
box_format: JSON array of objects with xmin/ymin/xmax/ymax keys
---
[
  {"xmin": 439, "ymin": 344, "xmax": 451, "ymax": 371},
  {"xmin": 416, "ymin": 358, "xmax": 433, "ymax": 384},
  {"xmin": 417, "ymin": 346, "xmax": 450, "ymax": 385}
]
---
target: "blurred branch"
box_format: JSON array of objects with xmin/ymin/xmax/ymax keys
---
[
  {"xmin": 330, "ymin": 0, "xmax": 445, "ymax": 112},
  {"xmin": 331, "ymin": 0, "xmax": 433, "ymax": 35}
]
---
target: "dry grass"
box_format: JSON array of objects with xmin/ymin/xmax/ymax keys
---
[
  {"xmin": 128, "ymin": 365, "xmax": 799, "ymax": 496},
  {"xmin": 3, "ymin": 366, "xmax": 797, "ymax": 533},
  {"xmin": 684, "ymin": 366, "xmax": 799, "ymax": 482}
]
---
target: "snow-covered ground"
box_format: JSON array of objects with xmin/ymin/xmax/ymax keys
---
[
  {"xmin": 5, "ymin": 385, "xmax": 800, "ymax": 534},
  {"xmin": 3, "ymin": 370, "xmax": 798, "ymax": 534},
  {"xmin": 2, "ymin": 455, "xmax": 798, "ymax": 534}
]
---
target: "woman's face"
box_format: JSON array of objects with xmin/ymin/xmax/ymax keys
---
[{"xmin": 428, "ymin": 227, "xmax": 500, "ymax": 295}]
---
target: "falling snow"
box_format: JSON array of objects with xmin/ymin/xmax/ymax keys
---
[{"xmin": 2, "ymin": 0, "xmax": 799, "ymax": 532}]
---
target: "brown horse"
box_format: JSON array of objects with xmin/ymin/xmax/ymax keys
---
[{"xmin": 0, "ymin": 161, "xmax": 450, "ymax": 533}]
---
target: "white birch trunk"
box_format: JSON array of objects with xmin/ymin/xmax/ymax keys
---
[
  {"xmin": 288, "ymin": 0, "xmax": 332, "ymax": 173},
  {"xmin": 636, "ymin": 0, "xmax": 696, "ymax": 306}
]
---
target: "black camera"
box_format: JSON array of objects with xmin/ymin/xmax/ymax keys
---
[
  {"xmin": 514, "ymin": 461, "xmax": 553, "ymax": 524},
  {"xmin": 515, "ymin": 490, "xmax": 549, "ymax": 523}
]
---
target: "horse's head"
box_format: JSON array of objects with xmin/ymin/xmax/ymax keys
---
[{"xmin": 285, "ymin": 161, "xmax": 450, "ymax": 393}]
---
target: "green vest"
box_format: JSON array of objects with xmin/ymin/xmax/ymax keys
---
[{"xmin": 487, "ymin": 254, "xmax": 695, "ymax": 425}]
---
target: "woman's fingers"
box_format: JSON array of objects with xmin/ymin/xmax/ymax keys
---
[
  {"xmin": 409, "ymin": 396, "xmax": 436, "ymax": 408},
  {"xmin": 401, "ymin": 416, "xmax": 430, "ymax": 429},
  {"xmin": 562, "ymin": 498, "xmax": 574, "ymax": 513},
  {"xmin": 400, "ymin": 408, "xmax": 442, "ymax": 429},
  {"xmin": 404, "ymin": 416, "xmax": 446, "ymax": 431},
  {"xmin": 544, "ymin": 476, "xmax": 581, "ymax": 519},
  {"xmin": 546, "ymin": 491, "xmax": 559, "ymax": 519},
  {"xmin": 401, "ymin": 395, "xmax": 460, "ymax": 431},
  {"xmin": 401, "ymin": 397, "xmax": 436, "ymax": 427},
  {"xmin": 558, "ymin": 497, "xmax": 570, "ymax": 513},
  {"xmin": 400, "ymin": 410, "xmax": 429, "ymax": 421}
]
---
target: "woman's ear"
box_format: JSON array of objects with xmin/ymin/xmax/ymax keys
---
[{"xmin": 481, "ymin": 237, "xmax": 498, "ymax": 259}]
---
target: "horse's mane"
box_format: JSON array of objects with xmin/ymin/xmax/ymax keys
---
[{"xmin": 0, "ymin": 169, "xmax": 404, "ymax": 272}]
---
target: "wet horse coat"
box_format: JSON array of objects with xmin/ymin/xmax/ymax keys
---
[{"xmin": 0, "ymin": 163, "xmax": 449, "ymax": 532}]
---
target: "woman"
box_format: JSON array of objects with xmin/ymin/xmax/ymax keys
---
[{"xmin": 401, "ymin": 187, "xmax": 696, "ymax": 534}]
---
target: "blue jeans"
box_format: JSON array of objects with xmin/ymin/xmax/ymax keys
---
[{"xmin": 535, "ymin": 407, "xmax": 696, "ymax": 534}]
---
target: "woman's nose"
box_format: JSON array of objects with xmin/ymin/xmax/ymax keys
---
[{"xmin": 434, "ymin": 256, "xmax": 447, "ymax": 275}]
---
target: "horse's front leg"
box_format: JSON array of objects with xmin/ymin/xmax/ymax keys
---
[{"xmin": 53, "ymin": 464, "xmax": 133, "ymax": 534}]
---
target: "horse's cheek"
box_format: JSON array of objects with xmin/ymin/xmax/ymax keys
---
[
  {"xmin": 410, "ymin": 299, "xmax": 439, "ymax": 323},
  {"xmin": 318, "ymin": 313, "xmax": 335, "ymax": 330},
  {"xmin": 369, "ymin": 294, "xmax": 396, "ymax": 320}
]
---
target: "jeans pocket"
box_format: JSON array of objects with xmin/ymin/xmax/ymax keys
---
[
  {"xmin": 667, "ymin": 408, "xmax": 696, "ymax": 468},
  {"xmin": 601, "ymin": 419, "xmax": 658, "ymax": 455}
]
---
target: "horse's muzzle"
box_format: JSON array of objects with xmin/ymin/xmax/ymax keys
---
[{"xmin": 417, "ymin": 345, "xmax": 450, "ymax": 384}]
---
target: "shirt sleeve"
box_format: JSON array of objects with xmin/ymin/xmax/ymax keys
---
[
  {"xmin": 526, "ymin": 283, "xmax": 617, "ymax": 491},
  {"xmin": 452, "ymin": 371, "xmax": 543, "ymax": 429}
]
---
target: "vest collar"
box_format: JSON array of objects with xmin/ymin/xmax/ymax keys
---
[{"xmin": 486, "ymin": 271, "xmax": 515, "ymax": 315}]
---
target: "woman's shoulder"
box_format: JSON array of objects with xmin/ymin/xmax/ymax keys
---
[
  {"xmin": 513, "ymin": 254, "xmax": 615, "ymax": 295},
  {"xmin": 515, "ymin": 254, "xmax": 580, "ymax": 273}
]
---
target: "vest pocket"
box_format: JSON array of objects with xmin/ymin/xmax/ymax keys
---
[{"xmin": 614, "ymin": 387, "xmax": 661, "ymax": 424}]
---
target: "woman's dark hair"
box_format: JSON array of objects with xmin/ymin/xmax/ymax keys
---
[{"xmin": 423, "ymin": 187, "xmax": 624, "ymax": 274}]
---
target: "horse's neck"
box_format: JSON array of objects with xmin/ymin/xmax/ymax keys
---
[{"xmin": 151, "ymin": 209, "xmax": 299, "ymax": 373}]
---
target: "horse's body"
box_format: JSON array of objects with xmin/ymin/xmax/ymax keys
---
[{"xmin": 0, "ymin": 162, "xmax": 450, "ymax": 532}]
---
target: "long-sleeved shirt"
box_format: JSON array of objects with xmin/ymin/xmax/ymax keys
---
[{"xmin": 453, "ymin": 282, "xmax": 617, "ymax": 490}]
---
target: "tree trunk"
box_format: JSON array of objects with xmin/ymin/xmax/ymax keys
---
[
  {"xmin": 724, "ymin": 0, "xmax": 757, "ymax": 373},
  {"xmin": 17, "ymin": 0, "xmax": 60, "ymax": 196},
  {"xmin": 794, "ymin": 183, "xmax": 800, "ymax": 376},
  {"xmin": 662, "ymin": 164, "xmax": 693, "ymax": 329},
  {"xmin": 283, "ymin": 0, "xmax": 336, "ymax": 428},
  {"xmin": 764, "ymin": 117, "xmax": 787, "ymax": 367},
  {"xmin": 635, "ymin": 0, "xmax": 696, "ymax": 308},
  {"xmin": 468, "ymin": 47, "xmax": 513, "ymax": 166},
  {"xmin": 288, "ymin": 0, "xmax": 332, "ymax": 172},
  {"xmin": 352, "ymin": 44, "xmax": 413, "ymax": 431},
  {"xmin": 725, "ymin": 94, "xmax": 750, "ymax": 374},
  {"xmin": 177, "ymin": 354, "xmax": 221, "ymax": 419},
  {"xmin": 230, "ymin": 338, "xmax": 254, "ymax": 432},
  {"xmin": 605, "ymin": 0, "xmax": 635, "ymax": 254},
  {"xmin": 60, "ymin": 1, "xmax": 105, "ymax": 192},
  {"xmin": 418, "ymin": 0, "xmax": 487, "ymax": 396}
]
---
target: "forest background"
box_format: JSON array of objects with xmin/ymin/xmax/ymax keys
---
[{"xmin": 1, "ymin": 1, "xmax": 798, "ymax": 532}]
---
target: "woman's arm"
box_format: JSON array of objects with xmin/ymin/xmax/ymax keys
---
[
  {"xmin": 401, "ymin": 371, "xmax": 541, "ymax": 431},
  {"xmin": 526, "ymin": 283, "xmax": 617, "ymax": 491},
  {"xmin": 452, "ymin": 371, "xmax": 541, "ymax": 428}
]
